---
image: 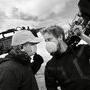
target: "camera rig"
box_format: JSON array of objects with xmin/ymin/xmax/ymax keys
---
[{"xmin": 65, "ymin": 0, "xmax": 90, "ymax": 47}]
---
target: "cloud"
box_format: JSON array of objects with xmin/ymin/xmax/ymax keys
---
[
  {"xmin": 0, "ymin": 0, "xmax": 79, "ymax": 32},
  {"xmin": 0, "ymin": 0, "xmax": 72, "ymax": 21},
  {"xmin": 11, "ymin": 7, "xmax": 38, "ymax": 21},
  {"xmin": 15, "ymin": 0, "xmax": 71, "ymax": 20},
  {"xmin": 0, "ymin": 10, "xmax": 8, "ymax": 29},
  {"xmin": 0, "ymin": 10, "xmax": 6, "ymax": 20}
]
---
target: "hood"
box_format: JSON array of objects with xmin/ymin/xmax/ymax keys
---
[{"xmin": 5, "ymin": 48, "xmax": 31, "ymax": 65}]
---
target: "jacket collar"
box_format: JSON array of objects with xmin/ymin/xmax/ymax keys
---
[
  {"xmin": 52, "ymin": 46, "xmax": 74, "ymax": 60},
  {"xmin": 5, "ymin": 49, "xmax": 31, "ymax": 65}
]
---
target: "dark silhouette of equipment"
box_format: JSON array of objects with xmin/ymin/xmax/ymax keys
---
[
  {"xmin": 65, "ymin": 0, "xmax": 90, "ymax": 47},
  {"xmin": 78, "ymin": 0, "xmax": 90, "ymax": 20}
]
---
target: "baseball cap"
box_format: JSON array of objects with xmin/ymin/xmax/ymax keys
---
[{"xmin": 11, "ymin": 30, "xmax": 41, "ymax": 46}]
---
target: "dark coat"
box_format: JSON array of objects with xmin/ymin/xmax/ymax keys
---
[
  {"xmin": 31, "ymin": 53, "xmax": 44, "ymax": 74},
  {"xmin": 45, "ymin": 44, "xmax": 90, "ymax": 90},
  {"xmin": 0, "ymin": 49, "xmax": 39, "ymax": 90}
]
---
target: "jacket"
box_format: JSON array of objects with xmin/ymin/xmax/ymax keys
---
[
  {"xmin": 31, "ymin": 53, "xmax": 44, "ymax": 74},
  {"xmin": 0, "ymin": 49, "xmax": 39, "ymax": 90},
  {"xmin": 45, "ymin": 44, "xmax": 90, "ymax": 90}
]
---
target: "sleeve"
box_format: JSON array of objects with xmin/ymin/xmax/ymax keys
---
[
  {"xmin": 45, "ymin": 64, "xmax": 58, "ymax": 90},
  {"xmin": 0, "ymin": 68, "xmax": 18, "ymax": 90},
  {"xmin": 31, "ymin": 72, "xmax": 39, "ymax": 90},
  {"xmin": 31, "ymin": 53, "xmax": 44, "ymax": 75}
]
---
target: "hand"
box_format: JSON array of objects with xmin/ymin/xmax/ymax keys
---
[{"xmin": 73, "ymin": 25, "xmax": 83, "ymax": 36}]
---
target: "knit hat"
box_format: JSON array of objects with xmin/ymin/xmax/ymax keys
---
[{"xmin": 11, "ymin": 30, "xmax": 41, "ymax": 46}]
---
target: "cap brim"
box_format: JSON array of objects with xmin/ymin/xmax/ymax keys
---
[
  {"xmin": 11, "ymin": 37, "xmax": 42, "ymax": 46},
  {"xmin": 28, "ymin": 37, "xmax": 42, "ymax": 44}
]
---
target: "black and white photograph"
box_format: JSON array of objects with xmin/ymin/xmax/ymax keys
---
[{"xmin": 0, "ymin": 0, "xmax": 90, "ymax": 90}]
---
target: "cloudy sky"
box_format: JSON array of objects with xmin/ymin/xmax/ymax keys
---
[
  {"xmin": 0, "ymin": 0, "xmax": 82, "ymax": 62},
  {"xmin": 0, "ymin": 0, "xmax": 79, "ymax": 32}
]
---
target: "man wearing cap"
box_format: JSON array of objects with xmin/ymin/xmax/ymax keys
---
[{"xmin": 0, "ymin": 30, "xmax": 42, "ymax": 90}]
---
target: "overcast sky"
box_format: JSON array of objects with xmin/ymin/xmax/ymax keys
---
[
  {"xmin": 0, "ymin": 0, "xmax": 82, "ymax": 62},
  {"xmin": 0, "ymin": 0, "xmax": 79, "ymax": 32}
]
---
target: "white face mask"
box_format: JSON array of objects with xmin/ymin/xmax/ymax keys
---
[{"xmin": 46, "ymin": 42, "xmax": 57, "ymax": 53}]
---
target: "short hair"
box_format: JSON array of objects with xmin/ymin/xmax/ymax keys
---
[{"xmin": 42, "ymin": 25, "xmax": 65, "ymax": 41}]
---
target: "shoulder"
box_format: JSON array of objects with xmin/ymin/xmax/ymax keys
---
[
  {"xmin": 0, "ymin": 57, "xmax": 26, "ymax": 79},
  {"xmin": 46, "ymin": 57, "xmax": 55, "ymax": 67},
  {"xmin": 83, "ymin": 44, "xmax": 90, "ymax": 49},
  {"xmin": 0, "ymin": 57, "xmax": 24, "ymax": 73},
  {"xmin": 45, "ymin": 58, "xmax": 56, "ymax": 72},
  {"xmin": 71, "ymin": 44, "xmax": 89, "ymax": 51},
  {"xmin": 0, "ymin": 59, "xmax": 23, "ymax": 85},
  {"xmin": 75, "ymin": 44, "xmax": 90, "ymax": 56},
  {"xmin": 83, "ymin": 44, "xmax": 90, "ymax": 54},
  {"xmin": 77, "ymin": 44, "xmax": 90, "ymax": 51}
]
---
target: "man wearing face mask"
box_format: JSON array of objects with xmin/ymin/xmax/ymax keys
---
[
  {"xmin": 0, "ymin": 30, "xmax": 43, "ymax": 90},
  {"xmin": 42, "ymin": 25, "xmax": 90, "ymax": 90}
]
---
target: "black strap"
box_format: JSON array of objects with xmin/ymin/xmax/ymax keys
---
[{"xmin": 72, "ymin": 45, "xmax": 85, "ymax": 78}]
